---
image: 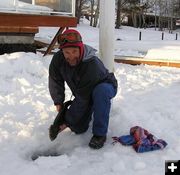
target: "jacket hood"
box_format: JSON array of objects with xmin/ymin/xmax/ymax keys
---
[{"xmin": 82, "ymin": 45, "xmax": 97, "ymax": 62}]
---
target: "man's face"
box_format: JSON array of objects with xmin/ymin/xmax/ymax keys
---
[{"xmin": 62, "ymin": 47, "xmax": 80, "ymax": 66}]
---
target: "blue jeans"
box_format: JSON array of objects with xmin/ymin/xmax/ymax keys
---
[
  {"xmin": 66, "ymin": 83, "xmax": 117, "ymax": 136},
  {"xmin": 92, "ymin": 83, "xmax": 117, "ymax": 136}
]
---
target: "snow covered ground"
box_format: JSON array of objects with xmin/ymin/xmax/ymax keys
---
[
  {"xmin": 0, "ymin": 21, "xmax": 180, "ymax": 175},
  {"xmin": 36, "ymin": 18, "xmax": 180, "ymax": 60}
]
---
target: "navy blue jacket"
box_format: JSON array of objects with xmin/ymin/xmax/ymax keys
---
[{"xmin": 49, "ymin": 45, "xmax": 117, "ymax": 126}]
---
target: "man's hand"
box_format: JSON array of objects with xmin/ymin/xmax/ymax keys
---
[
  {"xmin": 50, "ymin": 101, "xmax": 72, "ymax": 141},
  {"xmin": 59, "ymin": 124, "xmax": 67, "ymax": 131},
  {"xmin": 56, "ymin": 104, "xmax": 62, "ymax": 112}
]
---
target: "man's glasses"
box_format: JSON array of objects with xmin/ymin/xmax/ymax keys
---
[{"xmin": 58, "ymin": 33, "xmax": 82, "ymax": 45}]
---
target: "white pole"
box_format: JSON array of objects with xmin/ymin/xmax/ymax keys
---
[
  {"xmin": 72, "ymin": 0, "xmax": 76, "ymax": 17},
  {"xmin": 32, "ymin": 0, "xmax": 35, "ymax": 5},
  {"xmin": 99, "ymin": 0, "xmax": 115, "ymax": 72}
]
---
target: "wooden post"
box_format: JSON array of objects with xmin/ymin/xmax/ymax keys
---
[
  {"xmin": 43, "ymin": 27, "xmax": 65, "ymax": 56},
  {"xmin": 162, "ymin": 32, "xmax": 164, "ymax": 40},
  {"xmin": 176, "ymin": 33, "xmax": 178, "ymax": 40},
  {"xmin": 139, "ymin": 31, "xmax": 142, "ymax": 41}
]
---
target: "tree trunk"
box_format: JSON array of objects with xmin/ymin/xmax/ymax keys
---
[
  {"xmin": 132, "ymin": 12, "xmax": 137, "ymax": 28},
  {"xmin": 158, "ymin": 0, "xmax": 163, "ymax": 31},
  {"xmin": 93, "ymin": 0, "xmax": 100, "ymax": 27},
  {"xmin": 75, "ymin": 0, "xmax": 80, "ymax": 24},
  {"xmin": 154, "ymin": 0, "xmax": 157, "ymax": 30},
  {"xmin": 142, "ymin": 14, "xmax": 146, "ymax": 28},
  {"xmin": 115, "ymin": 0, "xmax": 121, "ymax": 29},
  {"xmin": 75, "ymin": 0, "xmax": 83, "ymax": 24},
  {"xmin": 138, "ymin": 13, "xmax": 142, "ymax": 28},
  {"xmin": 170, "ymin": 17, "xmax": 173, "ymax": 33},
  {"xmin": 90, "ymin": 0, "xmax": 95, "ymax": 26}
]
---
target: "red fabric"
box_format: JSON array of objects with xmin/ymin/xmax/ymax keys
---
[{"xmin": 59, "ymin": 29, "xmax": 84, "ymax": 60}]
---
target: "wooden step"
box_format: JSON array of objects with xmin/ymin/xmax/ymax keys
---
[
  {"xmin": 114, "ymin": 57, "xmax": 180, "ymax": 68},
  {"xmin": 0, "ymin": 26, "xmax": 39, "ymax": 34}
]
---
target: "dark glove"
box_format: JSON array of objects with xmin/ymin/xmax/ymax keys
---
[{"xmin": 49, "ymin": 100, "xmax": 72, "ymax": 141}]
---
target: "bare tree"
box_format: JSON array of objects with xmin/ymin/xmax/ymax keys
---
[
  {"xmin": 75, "ymin": 0, "xmax": 90, "ymax": 24},
  {"xmin": 93, "ymin": 0, "xmax": 100, "ymax": 27},
  {"xmin": 115, "ymin": 0, "xmax": 122, "ymax": 28},
  {"xmin": 116, "ymin": 0, "xmax": 129, "ymax": 28},
  {"xmin": 129, "ymin": 0, "xmax": 145, "ymax": 28},
  {"xmin": 156, "ymin": 0, "xmax": 174, "ymax": 31},
  {"xmin": 157, "ymin": 0, "xmax": 164, "ymax": 31},
  {"xmin": 89, "ymin": 0, "xmax": 100, "ymax": 27},
  {"xmin": 116, "ymin": 0, "xmax": 139, "ymax": 28},
  {"xmin": 90, "ymin": 0, "xmax": 95, "ymax": 26}
]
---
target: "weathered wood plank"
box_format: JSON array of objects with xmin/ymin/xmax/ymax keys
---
[
  {"xmin": 0, "ymin": 13, "xmax": 77, "ymax": 27},
  {"xmin": 0, "ymin": 26, "xmax": 39, "ymax": 33},
  {"xmin": 43, "ymin": 27, "xmax": 65, "ymax": 56},
  {"xmin": 114, "ymin": 58, "xmax": 180, "ymax": 68}
]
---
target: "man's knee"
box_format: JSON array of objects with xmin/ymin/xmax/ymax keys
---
[
  {"xmin": 93, "ymin": 83, "xmax": 108, "ymax": 97},
  {"xmin": 93, "ymin": 83, "xmax": 116, "ymax": 99}
]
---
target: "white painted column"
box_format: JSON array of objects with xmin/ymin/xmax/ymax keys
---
[
  {"xmin": 99, "ymin": 0, "xmax": 115, "ymax": 72},
  {"xmin": 72, "ymin": 0, "xmax": 76, "ymax": 17},
  {"xmin": 32, "ymin": 0, "xmax": 35, "ymax": 5}
]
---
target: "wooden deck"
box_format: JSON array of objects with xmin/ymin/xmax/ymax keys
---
[
  {"xmin": 114, "ymin": 56, "xmax": 180, "ymax": 68},
  {"xmin": 0, "ymin": 26, "xmax": 39, "ymax": 33},
  {"xmin": 0, "ymin": 12, "xmax": 77, "ymax": 55},
  {"xmin": 0, "ymin": 12, "xmax": 77, "ymax": 27}
]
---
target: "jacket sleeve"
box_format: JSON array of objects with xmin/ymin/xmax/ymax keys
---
[{"xmin": 48, "ymin": 54, "xmax": 65, "ymax": 105}]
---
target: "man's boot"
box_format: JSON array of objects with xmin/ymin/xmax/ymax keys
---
[{"xmin": 89, "ymin": 135, "xmax": 106, "ymax": 149}]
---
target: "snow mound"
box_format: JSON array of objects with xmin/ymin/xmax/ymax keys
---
[{"xmin": 145, "ymin": 49, "xmax": 180, "ymax": 61}]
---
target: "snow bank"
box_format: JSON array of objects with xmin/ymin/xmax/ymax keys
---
[
  {"xmin": 0, "ymin": 51, "xmax": 180, "ymax": 175},
  {"xmin": 145, "ymin": 48, "xmax": 180, "ymax": 60}
]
